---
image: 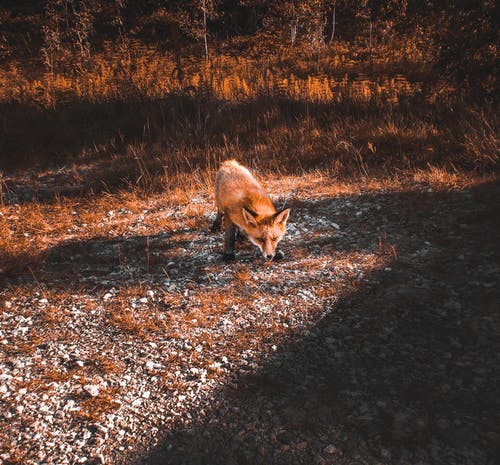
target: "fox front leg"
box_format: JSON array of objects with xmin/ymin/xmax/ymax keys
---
[
  {"xmin": 222, "ymin": 216, "xmax": 237, "ymax": 261},
  {"xmin": 211, "ymin": 210, "xmax": 223, "ymax": 233}
]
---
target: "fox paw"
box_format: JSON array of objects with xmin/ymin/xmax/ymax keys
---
[
  {"xmin": 273, "ymin": 250, "xmax": 285, "ymax": 261},
  {"xmin": 222, "ymin": 251, "xmax": 236, "ymax": 262}
]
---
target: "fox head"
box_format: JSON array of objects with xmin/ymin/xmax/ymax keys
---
[{"xmin": 241, "ymin": 207, "xmax": 291, "ymax": 260}]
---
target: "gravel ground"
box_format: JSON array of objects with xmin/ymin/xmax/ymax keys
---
[{"xmin": 1, "ymin": 177, "xmax": 499, "ymax": 465}]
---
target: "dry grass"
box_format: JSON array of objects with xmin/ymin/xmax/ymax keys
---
[
  {"xmin": 0, "ymin": 42, "xmax": 426, "ymax": 107},
  {"xmin": 1, "ymin": 42, "xmax": 496, "ymax": 182}
]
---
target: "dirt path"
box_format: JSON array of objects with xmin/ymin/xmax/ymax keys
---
[{"xmin": 1, "ymin": 177, "xmax": 499, "ymax": 465}]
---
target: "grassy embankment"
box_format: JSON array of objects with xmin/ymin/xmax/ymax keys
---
[{"xmin": 0, "ymin": 38, "xmax": 498, "ymax": 280}]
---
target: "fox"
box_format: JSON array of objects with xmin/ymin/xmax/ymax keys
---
[{"xmin": 212, "ymin": 160, "xmax": 291, "ymax": 261}]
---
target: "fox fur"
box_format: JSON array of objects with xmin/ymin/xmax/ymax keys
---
[{"xmin": 212, "ymin": 160, "xmax": 290, "ymax": 260}]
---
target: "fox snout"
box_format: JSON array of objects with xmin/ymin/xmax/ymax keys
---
[
  {"xmin": 255, "ymin": 239, "xmax": 277, "ymax": 260},
  {"xmin": 248, "ymin": 235, "xmax": 278, "ymax": 260},
  {"xmin": 242, "ymin": 207, "xmax": 290, "ymax": 261}
]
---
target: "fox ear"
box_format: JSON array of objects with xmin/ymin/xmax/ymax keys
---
[
  {"xmin": 242, "ymin": 207, "xmax": 258, "ymax": 226},
  {"xmin": 274, "ymin": 208, "xmax": 290, "ymax": 226}
]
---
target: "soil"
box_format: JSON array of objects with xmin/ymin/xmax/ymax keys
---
[{"xmin": 1, "ymin": 176, "xmax": 499, "ymax": 465}]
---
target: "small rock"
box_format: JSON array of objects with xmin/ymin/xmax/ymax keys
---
[
  {"xmin": 324, "ymin": 445, "xmax": 337, "ymax": 455},
  {"xmin": 381, "ymin": 448, "xmax": 391, "ymax": 459},
  {"xmin": 83, "ymin": 385, "xmax": 100, "ymax": 397}
]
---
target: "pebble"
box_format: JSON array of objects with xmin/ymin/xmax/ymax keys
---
[
  {"xmin": 83, "ymin": 385, "xmax": 100, "ymax": 397},
  {"xmin": 324, "ymin": 445, "xmax": 337, "ymax": 455},
  {"xmin": 381, "ymin": 448, "xmax": 391, "ymax": 459}
]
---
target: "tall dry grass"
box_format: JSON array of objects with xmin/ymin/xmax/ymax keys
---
[
  {"xmin": 0, "ymin": 40, "xmax": 427, "ymax": 107},
  {"xmin": 0, "ymin": 41, "xmax": 497, "ymax": 202}
]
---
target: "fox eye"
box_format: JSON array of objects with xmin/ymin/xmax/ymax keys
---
[{"xmin": 270, "ymin": 236, "xmax": 278, "ymax": 242}]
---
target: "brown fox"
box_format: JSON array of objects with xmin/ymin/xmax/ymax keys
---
[{"xmin": 212, "ymin": 160, "xmax": 290, "ymax": 261}]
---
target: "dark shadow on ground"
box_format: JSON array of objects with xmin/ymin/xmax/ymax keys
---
[
  {"xmin": 127, "ymin": 180, "xmax": 500, "ymax": 465},
  {"xmin": 1, "ymin": 229, "xmax": 211, "ymax": 290}
]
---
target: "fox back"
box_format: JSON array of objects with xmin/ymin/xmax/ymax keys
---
[{"xmin": 214, "ymin": 160, "xmax": 290, "ymax": 260}]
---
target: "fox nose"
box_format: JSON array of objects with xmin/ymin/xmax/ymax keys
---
[{"xmin": 264, "ymin": 253, "xmax": 274, "ymax": 260}]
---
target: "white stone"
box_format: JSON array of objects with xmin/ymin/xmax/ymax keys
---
[
  {"xmin": 84, "ymin": 385, "xmax": 100, "ymax": 397},
  {"xmin": 324, "ymin": 445, "xmax": 337, "ymax": 454}
]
